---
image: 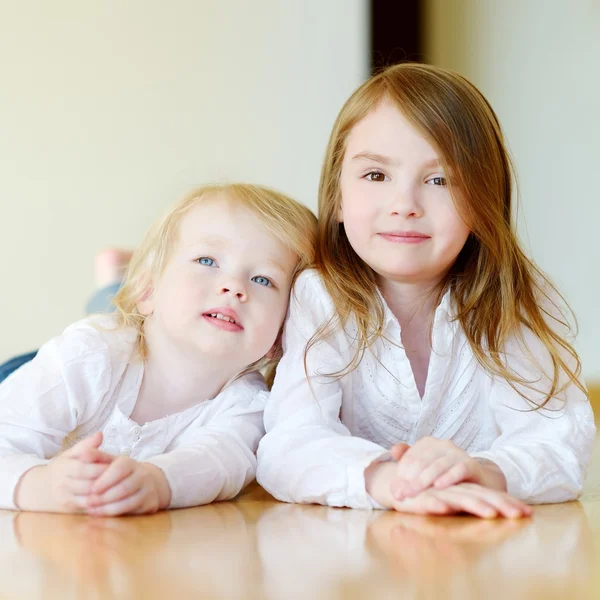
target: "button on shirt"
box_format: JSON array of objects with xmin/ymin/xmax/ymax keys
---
[
  {"xmin": 257, "ymin": 270, "xmax": 596, "ymax": 509},
  {"xmin": 0, "ymin": 315, "xmax": 267, "ymax": 510}
]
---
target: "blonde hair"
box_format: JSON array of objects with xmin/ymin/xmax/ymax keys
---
[
  {"xmin": 113, "ymin": 183, "xmax": 316, "ymax": 384},
  {"xmin": 310, "ymin": 62, "xmax": 585, "ymax": 409}
]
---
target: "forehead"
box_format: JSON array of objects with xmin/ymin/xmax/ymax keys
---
[
  {"xmin": 175, "ymin": 194, "xmax": 295, "ymax": 264},
  {"xmin": 344, "ymin": 99, "xmax": 438, "ymax": 161}
]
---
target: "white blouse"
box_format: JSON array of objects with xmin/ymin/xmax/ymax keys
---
[
  {"xmin": 0, "ymin": 315, "xmax": 267, "ymax": 510},
  {"xmin": 257, "ymin": 270, "xmax": 596, "ymax": 509}
]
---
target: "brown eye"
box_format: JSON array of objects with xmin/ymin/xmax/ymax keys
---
[
  {"xmin": 427, "ymin": 176, "xmax": 447, "ymax": 186},
  {"xmin": 365, "ymin": 171, "xmax": 387, "ymax": 182}
]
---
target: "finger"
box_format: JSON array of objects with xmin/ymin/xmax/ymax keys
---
[
  {"xmin": 411, "ymin": 456, "xmax": 459, "ymax": 494},
  {"xmin": 392, "ymin": 492, "xmax": 453, "ymax": 516},
  {"xmin": 80, "ymin": 447, "xmax": 115, "ymax": 465},
  {"xmin": 433, "ymin": 461, "xmax": 474, "ymax": 489},
  {"xmin": 68, "ymin": 461, "xmax": 111, "ymax": 481},
  {"xmin": 391, "ymin": 453, "xmax": 448, "ymax": 499},
  {"xmin": 62, "ymin": 432, "xmax": 103, "ymax": 459},
  {"xmin": 389, "ymin": 443, "xmax": 410, "ymax": 461},
  {"xmin": 430, "ymin": 487, "xmax": 500, "ymax": 519},
  {"xmin": 394, "ymin": 440, "xmax": 447, "ymax": 482},
  {"xmin": 64, "ymin": 478, "xmax": 98, "ymax": 496},
  {"xmin": 61, "ymin": 494, "xmax": 90, "ymax": 512},
  {"xmin": 87, "ymin": 488, "xmax": 152, "ymax": 517},
  {"xmin": 87, "ymin": 473, "xmax": 142, "ymax": 507},
  {"xmin": 91, "ymin": 458, "xmax": 135, "ymax": 495},
  {"xmin": 454, "ymin": 484, "xmax": 532, "ymax": 519}
]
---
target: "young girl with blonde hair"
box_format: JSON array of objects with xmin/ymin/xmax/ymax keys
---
[
  {"xmin": 0, "ymin": 183, "xmax": 316, "ymax": 515},
  {"xmin": 257, "ymin": 63, "xmax": 595, "ymax": 518}
]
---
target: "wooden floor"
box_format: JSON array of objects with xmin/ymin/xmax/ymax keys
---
[{"xmin": 1, "ymin": 444, "xmax": 600, "ymax": 599}]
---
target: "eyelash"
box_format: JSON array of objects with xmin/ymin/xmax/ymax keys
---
[
  {"xmin": 364, "ymin": 172, "xmax": 448, "ymax": 187},
  {"xmin": 364, "ymin": 171, "xmax": 388, "ymax": 183},
  {"xmin": 196, "ymin": 257, "xmax": 274, "ymax": 288},
  {"xmin": 426, "ymin": 176, "xmax": 447, "ymax": 186}
]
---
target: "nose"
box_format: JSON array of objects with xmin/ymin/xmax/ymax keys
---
[
  {"xmin": 389, "ymin": 183, "xmax": 423, "ymax": 218},
  {"xmin": 218, "ymin": 276, "xmax": 248, "ymax": 302}
]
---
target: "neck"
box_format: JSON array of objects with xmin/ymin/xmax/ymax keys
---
[
  {"xmin": 379, "ymin": 276, "xmax": 443, "ymax": 329},
  {"xmin": 136, "ymin": 320, "xmax": 239, "ymax": 416}
]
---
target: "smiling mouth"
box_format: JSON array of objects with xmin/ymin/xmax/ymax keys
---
[
  {"xmin": 206, "ymin": 312, "xmax": 237, "ymax": 324},
  {"xmin": 202, "ymin": 311, "xmax": 244, "ymax": 332},
  {"xmin": 378, "ymin": 232, "xmax": 431, "ymax": 243}
]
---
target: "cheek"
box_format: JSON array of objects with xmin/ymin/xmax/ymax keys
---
[
  {"xmin": 254, "ymin": 295, "xmax": 288, "ymax": 345},
  {"xmin": 340, "ymin": 185, "xmax": 379, "ymax": 236},
  {"xmin": 435, "ymin": 208, "xmax": 471, "ymax": 253}
]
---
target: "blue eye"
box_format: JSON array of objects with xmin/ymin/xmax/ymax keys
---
[
  {"xmin": 252, "ymin": 276, "xmax": 272, "ymax": 287},
  {"xmin": 197, "ymin": 257, "xmax": 216, "ymax": 267},
  {"xmin": 426, "ymin": 176, "xmax": 447, "ymax": 186}
]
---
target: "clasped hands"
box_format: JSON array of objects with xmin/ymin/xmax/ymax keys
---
[
  {"xmin": 16, "ymin": 432, "xmax": 171, "ymax": 516},
  {"xmin": 365, "ymin": 437, "xmax": 532, "ymax": 519}
]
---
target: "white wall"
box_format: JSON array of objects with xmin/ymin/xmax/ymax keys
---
[
  {"xmin": 424, "ymin": 0, "xmax": 600, "ymax": 380},
  {"xmin": 0, "ymin": 0, "xmax": 368, "ymax": 361}
]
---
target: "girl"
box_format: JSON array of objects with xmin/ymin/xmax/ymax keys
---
[
  {"xmin": 256, "ymin": 63, "xmax": 596, "ymax": 518},
  {"xmin": 0, "ymin": 183, "xmax": 316, "ymax": 515}
]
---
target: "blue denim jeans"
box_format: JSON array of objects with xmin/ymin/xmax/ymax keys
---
[{"xmin": 0, "ymin": 282, "xmax": 122, "ymax": 384}]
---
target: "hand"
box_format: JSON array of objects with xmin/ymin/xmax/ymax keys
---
[
  {"xmin": 15, "ymin": 432, "xmax": 113, "ymax": 513},
  {"xmin": 85, "ymin": 457, "xmax": 171, "ymax": 516},
  {"xmin": 365, "ymin": 462, "xmax": 530, "ymax": 519},
  {"xmin": 389, "ymin": 438, "xmax": 507, "ymax": 500},
  {"xmin": 391, "ymin": 482, "xmax": 532, "ymax": 519}
]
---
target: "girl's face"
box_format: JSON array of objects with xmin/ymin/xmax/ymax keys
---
[
  {"xmin": 338, "ymin": 99, "xmax": 470, "ymax": 287},
  {"xmin": 138, "ymin": 196, "xmax": 297, "ymax": 372}
]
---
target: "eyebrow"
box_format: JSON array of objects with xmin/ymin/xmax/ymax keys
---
[
  {"xmin": 263, "ymin": 259, "xmax": 289, "ymax": 277},
  {"xmin": 184, "ymin": 240, "xmax": 289, "ymax": 276},
  {"xmin": 351, "ymin": 152, "xmax": 441, "ymax": 169}
]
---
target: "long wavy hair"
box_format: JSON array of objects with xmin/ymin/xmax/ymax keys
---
[
  {"xmin": 310, "ymin": 62, "xmax": 585, "ymax": 409},
  {"xmin": 112, "ymin": 183, "xmax": 317, "ymax": 386}
]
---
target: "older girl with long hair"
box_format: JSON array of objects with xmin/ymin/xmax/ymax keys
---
[{"xmin": 257, "ymin": 63, "xmax": 595, "ymax": 518}]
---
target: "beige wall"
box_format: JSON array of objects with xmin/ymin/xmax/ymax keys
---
[
  {"xmin": 424, "ymin": 0, "xmax": 600, "ymax": 379},
  {"xmin": 0, "ymin": 0, "xmax": 368, "ymax": 361}
]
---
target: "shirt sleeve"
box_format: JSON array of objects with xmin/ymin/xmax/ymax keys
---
[
  {"xmin": 470, "ymin": 320, "xmax": 596, "ymax": 504},
  {"xmin": 145, "ymin": 373, "xmax": 267, "ymax": 509},
  {"xmin": 256, "ymin": 271, "xmax": 388, "ymax": 510},
  {"xmin": 0, "ymin": 322, "xmax": 113, "ymax": 509}
]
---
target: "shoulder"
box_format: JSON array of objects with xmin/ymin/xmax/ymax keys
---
[
  {"xmin": 47, "ymin": 314, "xmax": 137, "ymax": 367},
  {"xmin": 213, "ymin": 371, "xmax": 269, "ymax": 412},
  {"xmin": 290, "ymin": 269, "xmax": 337, "ymax": 320}
]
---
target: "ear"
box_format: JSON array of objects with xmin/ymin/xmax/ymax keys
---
[{"xmin": 136, "ymin": 286, "xmax": 154, "ymax": 316}]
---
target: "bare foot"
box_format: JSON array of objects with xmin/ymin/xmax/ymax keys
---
[{"xmin": 94, "ymin": 248, "xmax": 133, "ymax": 287}]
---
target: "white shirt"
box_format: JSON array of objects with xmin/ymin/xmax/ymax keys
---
[
  {"xmin": 257, "ymin": 270, "xmax": 596, "ymax": 508},
  {"xmin": 0, "ymin": 315, "xmax": 267, "ymax": 510}
]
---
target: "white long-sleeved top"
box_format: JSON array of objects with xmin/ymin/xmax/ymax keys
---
[
  {"xmin": 0, "ymin": 315, "xmax": 266, "ymax": 510},
  {"xmin": 257, "ymin": 270, "xmax": 596, "ymax": 509}
]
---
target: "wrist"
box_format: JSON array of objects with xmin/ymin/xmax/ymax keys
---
[
  {"xmin": 475, "ymin": 458, "xmax": 507, "ymax": 491},
  {"xmin": 143, "ymin": 463, "xmax": 172, "ymax": 509},
  {"xmin": 15, "ymin": 465, "xmax": 54, "ymax": 512},
  {"xmin": 364, "ymin": 461, "xmax": 397, "ymax": 509}
]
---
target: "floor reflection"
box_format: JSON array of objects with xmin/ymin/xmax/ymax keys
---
[{"xmin": 0, "ymin": 494, "xmax": 596, "ymax": 600}]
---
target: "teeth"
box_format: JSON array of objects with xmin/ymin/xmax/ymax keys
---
[{"xmin": 209, "ymin": 313, "xmax": 236, "ymax": 324}]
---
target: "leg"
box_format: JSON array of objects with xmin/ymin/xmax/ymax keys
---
[
  {"xmin": 0, "ymin": 351, "xmax": 38, "ymax": 384},
  {"xmin": 85, "ymin": 248, "xmax": 133, "ymax": 314},
  {"xmin": 0, "ymin": 249, "xmax": 134, "ymax": 383}
]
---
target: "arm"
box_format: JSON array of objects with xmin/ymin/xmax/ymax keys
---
[
  {"xmin": 0, "ymin": 322, "xmax": 112, "ymax": 510},
  {"xmin": 256, "ymin": 271, "xmax": 389, "ymax": 510},
  {"xmin": 470, "ymin": 326, "xmax": 596, "ymax": 504},
  {"xmin": 144, "ymin": 373, "xmax": 267, "ymax": 508}
]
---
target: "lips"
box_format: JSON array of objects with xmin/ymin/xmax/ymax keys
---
[
  {"xmin": 378, "ymin": 231, "xmax": 431, "ymax": 243},
  {"xmin": 202, "ymin": 307, "xmax": 244, "ymax": 331}
]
